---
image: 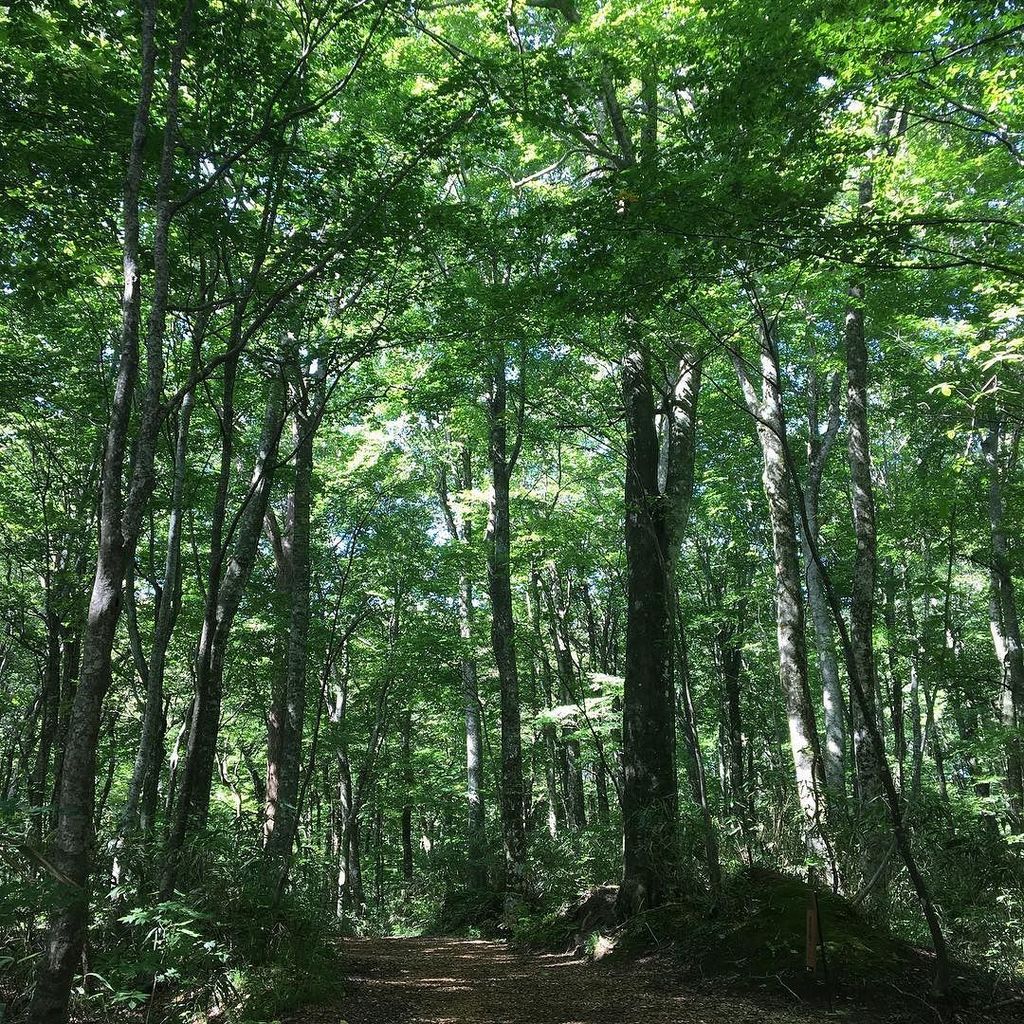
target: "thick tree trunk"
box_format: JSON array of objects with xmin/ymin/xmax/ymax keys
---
[
  {"xmin": 486, "ymin": 345, "xmax": 528, "ymax": 902},
  {"xmin": 617, "ymin": 337, "xmax": 678, "ymax": 915}
]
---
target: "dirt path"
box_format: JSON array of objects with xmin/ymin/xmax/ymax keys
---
[{"xmin": 292, "ymin": 935, "xmax": 861, "ymax": 1024}]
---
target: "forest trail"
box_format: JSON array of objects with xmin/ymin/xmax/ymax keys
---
[{"xmin": 292, "ymin": 935, "xmax": 851, "ymax": 1024}]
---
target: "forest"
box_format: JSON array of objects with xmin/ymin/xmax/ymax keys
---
[{"xmin": 0, "ymin": 0, "xmax": 1023, "ymax": 1022}]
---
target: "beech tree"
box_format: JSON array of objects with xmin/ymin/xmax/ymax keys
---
[{"xmin": 2, "ymin": 0, "xmax": 1023, "ymax": 1019}]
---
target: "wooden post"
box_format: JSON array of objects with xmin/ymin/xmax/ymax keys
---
[{"xmin": 806, "ymin": 897, "xmax": 819, "ymax": 970}]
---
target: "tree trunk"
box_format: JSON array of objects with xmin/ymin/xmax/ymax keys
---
[
  {"xmin": 881, "ymin": 564, "xmax": 907, "ymax": 790},
  {"xmin": 983, "ymin": 415, "xmax": 1024, "ymax": 818},
  {"xmin": 529, "ymin": 568, "xmax": 562, "ymax": 837},
  {"xmin": 791, "ymin": 403, "xmax": 951, "ymax": 994},
  {"xmin": 845, "ymin": 279, "xmax": 888, "ymax": 896},
  {"xmin": 437, "ymin": 447, "xmax": 487, "ymax": 886},
  {"xmin": 401, "ymin": 707, "xmax": 414, "ymax": 887},
  {"xmin": 486, "ymin": 344, "xmax": 528, "ymax": 902},
  {"xmin": 660, "ymin": 351, "xmax": 719, "ymax": 892},
  {"xmin": 50, "ymin": 630, "xmax": 82, "ymax": 823},
  {"xmin": 119, "ymin": 331, "xmax": 200, "ymax": 845},
  {"xmin": 163, "ymin": 372, "xmax": 284, "ymax": 893},
  {"xmin": 798, "ymin": 361, "xmax": 846, "ymax": 803},
  {"xmin": 542, "ymin": 566, "xmax": 586, "ymax": 830},
  {"xmin": 733, "ymin": 328, "xmax": 830, "ymax": 872},
  {"xmin": 30, "ymin": 4, "xmax": 193, "ymax": 1015},
  {"xmin": 29, "ymin": 606, "xmax": 62, "ymax": 845},
  {"xmin": 617, "ymin": 336, "xmax": 678, "ymax": 914},
  {"xmin": 676, "ymin": 618, "xmax": 722, "ymax": 895},
  {"xmin": 718, "ymin": 616, "xmax": 752, "ymax": 843},
  {"xmin": 264, "ymin": 385, "xmax": 316, "ymax": 879}
]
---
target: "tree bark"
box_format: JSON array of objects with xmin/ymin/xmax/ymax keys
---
[
  {"xmin": 30, "ymin": 3, "xmax": 192, "ymax": 1015},
  {"xmin": 617, "ymin": 335, "xmax": 678, "ymax": 914},
  {"xmin": 845, "ymin": 281, "xmax": 887, "ymax": 888},
  {"xmin": 882, "ymin": 563, "xmax": 907, "ymax": 790},
  {"xmin": 983, "ymin": 415, "xmax": 1024, "ymax": 818},
  {"xmin": 845, "ymin": 279, "xmax": 888, "ymax": 897},
  {"xmin": 486, "ymin": 342, "xmax": 528, "ymax": 903},
  {"xmin": 437, "ymin": 448, "xmax": 487, "ymax": 886},
  {"xmin": 163, "ymin": 372, "xmax": 285, "ymax": 893},
  {"xmin": 119, "ymin": 329, "xmax": 201, "ymax": 846},
  {"xmin": 529, "ymin": 568, "xmax": 562, "ymax": 838},
  {"xmin": 29, "ymin": 606, "xmax": 62, "ymax": 845},
  {"xmin": 401, "ymin": 706, "xmax": 415, "ymax": 887},
  {"xmin": 733, "ymin": 324, "xmax": 831, "ymax": 873},
  {"xmin": 798, "ymin": 365, "xmax": 846, "ymax": 802},
  {"xmin": 264, "ymin": 381, "xmax": 316, "ymax": 879},
  {"xmin": 660, "ymin": 351, "xmax": 719, "ymax": 892},
  {"xmin": 541, "ymin": 566, "xmax": 586, "ymax": 830}
]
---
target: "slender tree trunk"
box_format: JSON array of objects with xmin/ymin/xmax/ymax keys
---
[
  {"xmin": 163, "ymin": 373, "xmax": 284, "ymax": 893},
  {"xmin": 542, "ymin": 567, "xmax": 586, "ymax": 830},
  {"xmin": 718, "ymin": 617, "xmax": 752, "ymax": 844},
  {"xmin": 29, "ymin": 607, "xmax": 62, "ymax": 845},
  {"xmin": 401, "ymin": 707, "xmax": 414, "ymax": 887},
  {"xmin": 983, "ymin": 415, "xmax": 1024, "ymax": 818},
  {"xmin": 30, "ymin": 4, "xmax": 195, "ymax": 1015},
  {"xmin": 804, "ymin": 537, "xmax": 848, "ymax": 803},
  {"xmin": 677, "ymin": 618, "xmax": 722, "ymax": 894},
  {"xmin": 437, "ymin": 448, "xmax": 487, "ymax": 886},
  {"xmin": 461, "ymin": 629, "xmax": 487, "ymax": 883},
  {"xmin": 788, "ymin": 402, "xmax": 952, "ymax": 994},
  {"xmin": 883, "ymin": 564, "xmax": 906, "ymax": 790},
  {"xmin": 593, "ymin": 756, "xmax": 610, "ymax": 824},
  {"xmin": 529, "ymin": 568, "xmax": 562, "ymax": 837},
  {"xmin": 904, "ymin": 567, "xmax": 927, "ymax": 800},
  {"xmin": 733, "ymin": 329, "xmax": 830, "ymax": 872},
  {"xmin": 119, "ymin": 332, "xmax": 200, "ymax": 846},
  {"xmin": 486, "ymin": 344, "xmax": 527, "ymax": 902},
  {"xmin": 374, "ymin": 803, "xmax": 385, "ymax": 913},
  {"xmin": 335, "ymin": 750, "xmax": 354, "ymax": 917},
  {"xmin": 798, "ymin": 362, "xmax": 844, "ymax": 803},
  {"xmin": 845, "ymin": 279, "xmax": 888, "ymax": 895},
  {"xmin": 264, "ymin": 387, "xmax": 315, "ymax": 879},
  {"xmin": 349, "ymin": 815, "xmax": 364, "ymax": 915},
  {"xmin": 50, "ymin": 630, "xmax": 82, "ymax": 823}
]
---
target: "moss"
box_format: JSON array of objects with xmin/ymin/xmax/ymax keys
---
[{"xmin": 695, "ymin": 867, "xmax": 911, "ymax": 978}]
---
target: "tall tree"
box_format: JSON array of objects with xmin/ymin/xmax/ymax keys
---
[{"xmin": 29, "ymin": 4, "xmax": 193, "ymax": 1016}]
